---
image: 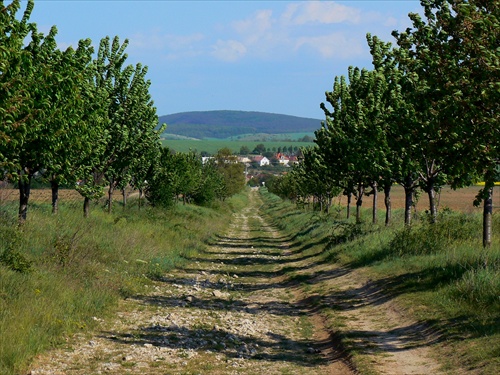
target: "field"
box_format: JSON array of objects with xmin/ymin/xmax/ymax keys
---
[
  {"xmin": 335, "ymin": 184, "xmax": 500, "ymax": 213},
  {"xmin": 161, "ymin": 139, "xmax": 315, "ymax": 154}
]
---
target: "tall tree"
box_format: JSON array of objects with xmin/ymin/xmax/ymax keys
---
[
  {"xmin": 393, "ymin": 0, "xmax": 499, "ymax": 244},
  {"xmin": 0, "ymin": 0, "xmax": 35, "ymax": 220},
  {"xmin": 94, "ymin": 36, "xmax": 160, "ymax": 213},
  {"xmin": 0, "ymin": 0, "xmax": 33, "ymax": 171}
]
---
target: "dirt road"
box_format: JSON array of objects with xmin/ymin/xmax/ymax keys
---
[{"xmin": 30, "ymin": 191, "xmax": 442, "ymax": 374}]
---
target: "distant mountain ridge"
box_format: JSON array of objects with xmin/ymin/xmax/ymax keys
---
[{"xmin": 158, "ymin": 110, "xmax": 322, "ymax": 139}]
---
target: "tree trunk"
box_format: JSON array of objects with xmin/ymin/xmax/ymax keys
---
[
  {"xmin": 83, "ymin": 197, "xmax": 90, "ymax": 218},
  {"xmin": 426, "ymin": 183, "xmax": 437, "ymax": 223},
  {"xmin": 355, "ymin": 183, "xmax": 364, "ymax": 224},
  {"xmin": 483, "ymin": 186, "xmax": 493, "ymax": 248},
  {"xmin": 51, "ymin": 179, "xmax": 59, "ymax": 215},
  {"xmin": 346, "ymin": 192, "xmax": 351, "ymax": 219},
  {"xmin": 384, "ymin": 182, "xmax": 392, "ymax": 226},
  {"xmin": 108, "ymin": 182, "xmax": 114, "ymax": 214},
  {"xmin": 404, "ymin": 186, "xmax": 414, "ymax": 226},
  {"xmin": 122, "ymin": 187, "xmax": 127, "ymax": 208},
  {"xmin": 18, "ymin": 173, "xmax": 31, "ymax": 223},
  {"xmin": 371, "ymin": 181, "xmax": 378, "ymax": 224},
  {"xmin": 403, "ymin": 174, "xmax": 417, "ymax": 226}
]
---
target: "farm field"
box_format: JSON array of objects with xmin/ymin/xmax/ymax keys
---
[
  {"xmin": 2, "ymin": 185, "xmax": 497, "ymax": 213},
  {"xmin": 335, "ymin": 184, "xmax": 499, "ymax": 213}
]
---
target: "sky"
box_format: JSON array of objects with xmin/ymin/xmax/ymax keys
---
[{"xmin": 26, "ymin": 0, "xmax": 423, "ymax": 119}]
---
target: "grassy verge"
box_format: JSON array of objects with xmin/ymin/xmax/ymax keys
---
[
  {"xmin": 259, "ymin": 188, "xmax": 499, "ymax": 374},
  {"xmin": 0, "ymin": 193, "xmax": 247, "ymax": 375}
]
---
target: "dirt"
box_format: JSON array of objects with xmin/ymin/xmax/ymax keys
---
[{"xmin": 28, "ymin": 190, "xmax": 444, "ymax": 375}]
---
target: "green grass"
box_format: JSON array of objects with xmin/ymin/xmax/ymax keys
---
[
  {"xmin": 161, "ymin": 139, "xmax": 315, "ymax": 154},
  {"xmin": 0, "ymin": 193, "xmax": 246, "ymax": 375},
  {"xmin": 259, "ymin": 188, "xmax": 500, "ymax": 374}
]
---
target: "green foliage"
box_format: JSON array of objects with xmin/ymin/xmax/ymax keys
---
[
  {"xmin": 0, "ymin": 246, "xmax": 32, "ymax": 274},
  {"xmin": 214, "ymin": 148, "xmax": 246, "ymax": 199},
  {"xmin": 0, "ymin": 218, "xmax": 32, "ymax": 273},
  {"xmin": 145, "ymin": 148, "xmax": 232, "ymax": 208}
]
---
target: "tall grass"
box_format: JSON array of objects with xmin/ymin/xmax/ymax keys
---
[
  {"xmin": 0, "ymin": 194, "xmax": 244, "ymax": 375},
  {"xmin": 259, "ymin": 188, "xmax": 499, "ymax": 373}
]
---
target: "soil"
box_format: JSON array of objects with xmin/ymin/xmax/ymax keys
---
[{"xmin": 28, "ymin": 190, "xmax": 445, "ymax": 375}]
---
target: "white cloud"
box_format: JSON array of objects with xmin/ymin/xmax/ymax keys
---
[
  {"xmin": 233, "ymin": 9, "xmax": 273, "ymax": 35},
  {"xmin": 295, "ymin": 33, "xmax": 364, "ymax": 59},
  {"xmin": 211, "ymin": 39, "xmax": 247, "ymax": 62},
  {"xmin": 130, "ymin": 2, "xmax": 381, "ymax": 63},
  {"xmin": 282, "ymin": 1, "xmax": 361, "ymax": 25},
  {"xmin": 211, "ymin": 1, "xmax": 365, "ymax": 62}
]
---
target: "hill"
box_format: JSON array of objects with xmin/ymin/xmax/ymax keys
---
[{"xmin": 158, "ymin": 110, "xmax": 322, "ymax": 139}]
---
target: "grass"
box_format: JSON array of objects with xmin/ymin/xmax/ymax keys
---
[
  {"xmin": 0, "ymin": 192, "xmax": 247, "ymax": 375},
  {"xmin": 259, "ymin": 188, "xmax": 499, "ymax": 374}
]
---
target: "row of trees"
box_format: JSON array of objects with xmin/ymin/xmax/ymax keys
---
[
  {"xmin": 271, "ymin": 0, "xmax": 498, "ymax": 247},
  {"xmin": 0, "ymin": 0, "xmax": 245, "ymax": 221}
]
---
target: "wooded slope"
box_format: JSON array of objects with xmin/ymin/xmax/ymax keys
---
[{"xmin": 158, "ymin": 110, "xmax": 322, "ymax": 139}]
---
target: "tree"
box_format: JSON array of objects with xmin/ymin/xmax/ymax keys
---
[
  {"xmin": 38, "ymin": 38, "xmax": 96, "ymax": 215},
  {"xmin": 0, "ymin": 0, "xmax": 34, "ymax": 179},
  {"xmin": 319, "ymin": 66, "xmax": 391, "ymax": 223},
  {"xmin": 192, "ymin": 158, "xmax": 225, "ymax": 205},
  {"xmin": 2, "ymin": 12, "xmax": 97, "ymax": 221},
  {"xmin": 392, "ymin": 0, "xmax": 499, "ymax": 244},
  {"xmin": 145, "ymin": 147, "xmax": 175, "ymax": 208},
  {"xmin": 215, "ymin": 148, "xmax": 245, "ymax": 199},
  {"xmin": 93, "ymin": 36, "xmax": 161, "ymax": 213},
  {"xmin": 252, "ymin": 143, "xmax": 266, "ymax": 155},
  {"xmin": 239, "ymin": 145, "xmax": 250, "ymax": 155},
  {"xmin": 0, "ymin": 0, "xmax": 39, "ymax": 222}
]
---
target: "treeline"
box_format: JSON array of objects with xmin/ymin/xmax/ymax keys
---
[
  {"xmin": 0, "ymin": 0, "xmax": 245, "ymax": 222},
  {"xmin": 271, "ymin": 0, "xmax": 499, "ymax": 247}
]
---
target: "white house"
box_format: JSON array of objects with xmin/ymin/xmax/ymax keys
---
[{"xmin": 253, "ymin": 156, "xmax": 270, "ymax": 166}]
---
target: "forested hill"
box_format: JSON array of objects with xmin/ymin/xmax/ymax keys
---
[{"xmin": 158, "ymin": 110, "xmax": 322, "ymax": 139}]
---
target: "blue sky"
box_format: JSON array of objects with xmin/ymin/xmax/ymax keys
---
[{"xmin": 28, "ymin": 0, "xmax": 422, "ymax": 119}]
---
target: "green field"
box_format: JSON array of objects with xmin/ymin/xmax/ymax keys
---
[
  {"xmin": 162, "ymin": 139, "xmax": 315, "ymax": 154},
  {"xmin": 223, "ymin": 132, "xmax": 315, "ymax": 141}
]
